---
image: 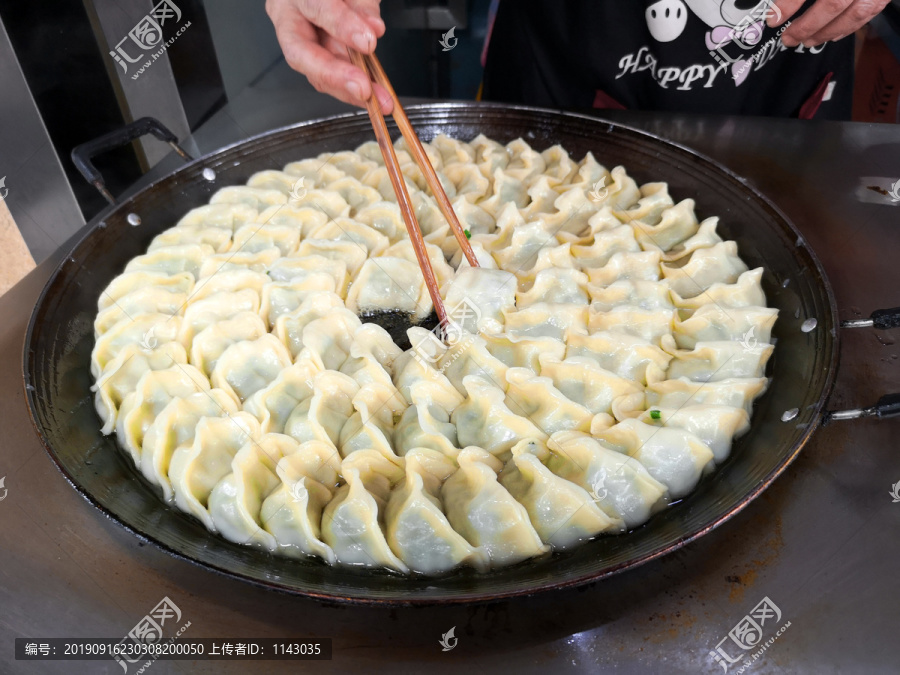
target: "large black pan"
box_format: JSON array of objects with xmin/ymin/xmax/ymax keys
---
[{"xmin": 22, "ymin": 103, "xmax": 893, "ymax": 605}]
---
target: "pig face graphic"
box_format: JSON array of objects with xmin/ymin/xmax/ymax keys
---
[
  {"xmin": 645, "ymin": 0, "xmax": 778, "ymax": 44},
  {"xmin": 645, "ymin": 0, "xmax": 689, "ymax": 43}
]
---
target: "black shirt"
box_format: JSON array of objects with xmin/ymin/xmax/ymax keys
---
[{"xmin": 482, "ymin": 0, "xmax": 854, "ymax": 119}]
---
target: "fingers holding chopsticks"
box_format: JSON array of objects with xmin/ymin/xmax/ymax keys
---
[{"xmin": 266, "ymin": 0, "xmax": 394, "ymax": 112}]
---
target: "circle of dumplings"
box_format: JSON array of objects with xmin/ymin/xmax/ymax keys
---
[{"xmin": 91, "ymin": 134, "xmax": 777, "ymax": 576}]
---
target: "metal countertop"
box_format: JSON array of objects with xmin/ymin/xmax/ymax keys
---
[{"xmin": 1, "ymin": 93, "xmax": 899, "ymax": 674}]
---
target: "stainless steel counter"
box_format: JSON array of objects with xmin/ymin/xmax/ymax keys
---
[{"xmin": 2, "ymin": 78, "xmax": 899, "ymax": 673}]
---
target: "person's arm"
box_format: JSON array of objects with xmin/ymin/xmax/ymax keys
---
[
  {"xmin": 771, "ymin": 0, "xmax": 891, "ymax": 47},
  {"xmin": 266, "ymin": 0, "xmax": 393, "ymax": 112}
]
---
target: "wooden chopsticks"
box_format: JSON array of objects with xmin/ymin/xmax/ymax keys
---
[
  {"xmin": 364, "ymin": 53, "xmax": 480, "ymax": 269},
  {"xmin": 348, "ymin": 49, "xmax": 448, "ymax": 324}
]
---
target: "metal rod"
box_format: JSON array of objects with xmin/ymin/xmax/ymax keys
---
[{"xmin": 840, "ymin": 318, "xmax": 874, "ymax": 329}]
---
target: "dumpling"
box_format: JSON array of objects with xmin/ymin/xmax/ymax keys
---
[
  {"xmin": 296, "ymin": 239, "xmax": 368, "ymax": 277},
  {"xmin": 441, "ymin": 267, "xmax": 517, "ymax": 334},
  {"xmin": 243, "ymin": 357, "xmax": 320, "ymax": 433},
  {"xmin": 482, "ymin": 333, "xmax": 567, "ymax": 373},
  {"xmin": 547, "ymin": 431, "xmax": 667, "ymax": 529},
  {"xmin": 385, "ymin": 448, "xmax": 489, "ymax": 574},
  {"xmin": 637, "ymin": 405, "xmax": 750, "ymax": 463},
  {"xmin": 186, "ymin": 269, "xmax": 269, "ymax": 304},
  {"xmin": 284, "ymin": 371, "xmax": 359, "ymax": 449},
  {"xmin": 673, "ymin": 304, "xmax": 778, "ymax": 349},
  {"xmin": 451, "ymin": 375, "xmax": 548, "ymax": 457},
  {"xmin": 339, "ymin": 324, "xmax": 402, "ymax": 388},
  {"xmin": 628, "ymin": 199, "xmax": 699, "ymax": 252},
  {"xmin": 124, "ymin": 244, "xmax": 214, "ymax": 278},
  {"xmin": 210, "ymin": 335, "xmax": 293, "ymax": 402},
  {"xmin": 338, "ymin": 382, "xmax": 407, "ymax": 466},
  {"xmin": 438, "ymin": 331, "xmax": 510, "ymax": 395},
  {"xmin": 566, "ymin": 331, "xmax": 671, "ymax": 384},
  {"xmin": 169, "ymin": 412, "xmax": 261, "ymax": 530},
  {"xmin": 321, "ymin": 450, "xmax": 408, "ymax": 572},
  {"xmin": 661, "ymin": 241, "xmax": 748, "ymax": 298},
  {"xmin": 588, "ymin": 306, "xmax": 676, "ymax": 344},
  {"xmin": 93, "ymin": 342, "xmax": 188, "ymax": 434},
  {"xmin": 588, "ymin": 279, "xmax": 673, "ymax": 313},
  {"xmin": 189, "ymin": 312, "xmax": 268, "ymax": 377},
  {"xmin": 178, "ymin": 289, "xmax": 260, "ymax": 345},
  {"xmin": 198, "ymin": 248, "xmax": 281, "ymax": 277},
  {"xmin": 442, "ymin": 448, "xmax": 549, "ymax": 567},
  {"xmin": 499, "ymin": 439, "xmax": 619, "ymax": 548},
  {"xmin": 255, "ymin": 203, "xmax": 330, "ymax": 238},
  {"xmin": 586, "ymin": 251, "xmax": 662, "ymax": 287},
  {"xmin": 98, "ymin": 271, "xmax": 194, "ymax": 311},
  {"xmin": 273, "ymin": 292, "xmax": 347, "ymax": 359},
  {"xmin": 94, "ymin": 286, "xmax": 188, "ymax": 337},
  {"xmin": 261, "ymin": 474, "xmax": 336, "ymax": 563},
  {"xmin": 611, "ymin": 182, "xmax": 674, "ymax": 228},
  {"xmin": 300, "ymin": 310, "xmax": 363, "ymax": 370},
  {"xmin": 231, "ymin": 222, "xmax": 301, "ymax": 256},
  {"xmin": 538, "ymin": 354, "xmax": 643, "ymax": 416},
  {"xmin": 645, "ymin": 376, "xmax": 768, "ymax": 416},
  {"xmin": 91, "ymin": 313, "xmax": 183, "ymax": 378},
  {"xmin": 516, "ymin": 268, "xmax": 589, "ymax": 307},
  {"xmin": 268, "ymin": 257, "xmax": 349, "ymax": 296},
  {"xmin": 595, "ymin": 419, "xmax": 715, "ymax": 498},
  {"xmin": 314, "ymin": 218, "xmax": 389, "ymax": 257},
  {"xmin": 175, "ymin": 203, "xmax": 258, "ymax": 232},
  {"xmin": 140, "ymin": 389, "xmax": 238, "ymax": 500},
  {"xmin": 393, "ymin": 379, "xmax": 463, "ymax": 458},
  {"xmin": 504, "ymin": 368, "xmax": 592, "ymax": 434},
  {"xmin": 259, "ymin": 273, "xmax": 338, "ymax": 327},
  {"xmin": 210, "ymin": 185, "xmax": 288, "ymax": 210},
  {"xmin": 671, "ymin": 268, "xmax": 766, "ymax": 312},
  {"xmin": 345, "ymin": 258, "xmax": 433, "ymax": 320},
  {"xmin": 383, "ymin": 240, "xmax": 455, "ymax": 289},
  {"xmin": 662, "ymin": 337, "xmax": 774, "ymax": 382},
  {"xmin": 570, "ymin": 225, "xmax": 641, "ymax": 271},
  {"xmin": 502, "ymin": 303, "xmax": 588, "ymax": 341}
]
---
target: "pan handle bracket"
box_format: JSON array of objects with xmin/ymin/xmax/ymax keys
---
[
  {"xmin": 840, "ymin": 307, "xmax": 900, "ymax": 330},
  {"xmin": 71, "ymin": 117, "xmax": 193, "ymax": 205}
]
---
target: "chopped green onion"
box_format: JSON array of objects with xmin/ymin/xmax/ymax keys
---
[
  {"xmin": 649, "ymin": 409, "xmax": 661, "ymax": 420},
  {"xmin": 464, "ymin": 229, "xmax": 471, "ymax": 239}
]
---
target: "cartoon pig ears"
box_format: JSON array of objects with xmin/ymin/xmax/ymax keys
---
[{"xmin": 646, "ymin": 0, "xmax": 689, "ymax": 43}]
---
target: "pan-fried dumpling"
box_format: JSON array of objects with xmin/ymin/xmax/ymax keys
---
[
  {"xmin": 93, "ymin": 342, "xmax": 188, "ymax": 434},
  {"xmin": 393, "ymin": 335, "xmax": 460, "ymax": 405},
  {"xmin": 570, "ymin": 225, "xmax": 641, "ymax": 270},
  {"xmin": 314, "ymin": 218, "xmax": 390, "ymax": 257},
  {"xmin": 125, "ymin": 244, "xmax": 215, "ymax": 278},
  {"xmin": 629, "ymin": 199, "xmax": 699, "ymax": 252},
  {"xmin": 186, "ymin": 270, "xmax": 269, "ymax": 304},
  {"xmin": 321, "ymin": 450, "xmax": 408, "ymax": 572},
  {"xmin": 566, "ymin": 331, "xmax": 671, "ymax": 384},
  {"xmin": 189, "ymin": 312, "xmax": 268, "ymax": 377},
  {"xmin": 438, "ymin": 331, "xmax": 510, "ymax": 395},
  {"xmin": 210, "ymin": 185, "xmax": 288, "ymax": 210},
  {"xmin": 393, "ymin": 379, "xmax": 463, "ymax": 458},
  {"xmin": 175, "ymin": 203, "xmax": 258, "ymax": 232},
  {"xmin": 671, "ymin": 268, "xmax": 766, "ymax": 312},
  {"xmin": 300, "ymin": 310, "xmax": 363, "ymax": 370},
  {"xmin": 451, "ymin": 375, "xmax": 548, "ymax": 457},
  {"xmin": 499, "ymin": 439, "xmax": 619, "ymax": 548},
  {"xmin": 346, "ymin": 257, "xmax": 432, "ymax": 320},
  {"xmin": 284, "ymin": 370, "xmax": 359, "ymax": 449},
  {"xmin": 588, "ymin": 279, "xmax": 673, "ymax": 312},
  {"xmin": 140, "ymin": 389, "xmax": 238, "ymax": 499},
  {"xmin": 255, "ymin": 203, "xmax": 330, "ymax": 238},
  {"xmin": 611, "ymin": 183, "xmax": 673, "ymax": 227},
  {"xmin": 521, "ymin": 176, "xmax": 563, "ymax": 219},
  {"xmin": 99, "ymin": 271, "xmax": 194, "ymax": 311},
  {"xmin": 385, "ymin": 448, "xmax": 489, "ymax": 574},
  {"xmin": 259, "ymin": 273, "xmax": 337, "ymax": 327},
  {"xmin": 91, "ymin": 313, "xmax": 183, "ymax": 379},
  {"xmin": 482, "ymin": 333, "xmax": 566, "ymax": 373},
  {"xmin": 587, "ymin": 251, "xmax": 662, "ymax": 287},
  {"xmin": 231, "ymin": 222, "xmax": 301, "ymax": 256},
  {"xmin": 655, "ymin": 216, "xmax": 722, "ymax": 262},
  {"xmin": 268, "ymin": 256, "xmax": 349, "ymax": 295},
  {"xmin": 661, "ymin": 241, "xmax": 748, "ymax": 298},
  {"xmin": 179, "ymin": 289, "xmax": 260, "ymax": 345},
  {"xmin": 547, "ymin": 431, "xmax": 667, "ymax": 529},
  {"xmin": 588, "ymin": 306, "xmax": 676, "ymax": 344},
  {"xmin": 198, "ymin": 248, "xmax": 281, "ymax": 277},
  {"xmin": 339, "ymin": 324, "xmax": 401, "ymax": 388},
  {"xmin": 207, "ymin": 434, "xmax": 294, "ymax": 550},
  {"xmin": 326, "ymin": 150, "xmax": 380, "ymax": 180},
  {"xmin": 596, "ymin": 419, "xmax": 715, "ymax": 498},
  {"xmin": 338, "ymin": 383, "xmax": 406, "ymax": 466},
  {"xmin": 115, "ymin": 364, "xmax": 211, "ymax": 463},
  {"xmin": 504, "ymin": 368, "xmax": 592, "ymax": 434},
  {"xmin": 540, "ymin": 144, "xmax": 577, "ymax": 185},
  {"xmin": 478, "ymin": 167, "xmax": 530, "ymax": 217},
  {"xmin": 442, "ymin": 448, "xmax": 549, "ymax": 567},
  {"xmin": 538, "ymin": 354, "xmax": 643, "ymax": 416},
  {"xmin": 283, "ymin": 158, "xmax": 345, "ymax": 186},
  {"xmin": 645, "ymin": 376, "xmax": 769, "ymax": 416},
  {"xmin": 502, "ymin": 303, "xmax": 588, "ymax": 341},
  {"xmin": 674, "ymin": 305, "xmax": 778, "ymax": 349},
  {"xmin": 442, "ymin": 267, "xmax": 517, "ymax": 334},
  {"xmin": 296, "ymin": 239, "xmax": 368, "ymax": 277},
  {"xmin": 277, "ymin": 438, "xmax": 343, "ymax": 491},
  {"xmin": 443, "ymin": 163, "xmax": 491, "ymax": 203},
  {"xmin": 246, "ymin": 168, "xmax": 302, "ymax": 193},
  {"xmin": 491, "ymin": 219, "xmax": 560, "ymax": 272},
  {"xmin": 325, "ymin": 176, "xmax": 384, "ymax": 215},
  {"xmin": 353, "ymin": 201, "xmax": 407, "ymax": 244},
  {"xmin": 383, "ymin": 240, "xmax": 455, "ymax": 289},
  {"xmin": 516, "ymin": 268, "xmax": 589, "ymax": 307},
  {"xmin": 94, "ymin": 286, "xmax": 187, "ymax": 337},
  {"xmin": 243, "ymin": 358, "xmax": 320, "ymax": 433},
  {"xmin": 662, "ymin": 337, "xmax": 774, "ymax": 382},
  {"xmin": 273, "ymin": 292, "xmax": 347, "ymax": 359},
  {"xmin": 638, "ymin": 404, "xmax": 750, "ymax": 463},
  {"xmin": 210, "ymin": 335, "xmax": 293, "ymax": 403},
  {"xmin": 261, "ymin": 474, "xmax": 335, "ymax": 563},
  {"xmin": 169, "ymin": 412, "xmax": 261, "ymax": 530}
]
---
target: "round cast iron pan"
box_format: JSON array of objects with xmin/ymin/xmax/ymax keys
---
[{"xmin": 22, "ymin": 103, "xmax": 838, "ymax": 605}]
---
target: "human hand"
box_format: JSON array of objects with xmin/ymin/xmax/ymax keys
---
[
  {"xmin": 265, "ymin": 0, "xmax": 393, "ymax": 112},
  {"xmin": 769, "ymin": 0, "xmax": 890, "ymax": 47}
]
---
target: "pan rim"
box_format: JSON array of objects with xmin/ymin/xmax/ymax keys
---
[{"xmin": 22, "ymin": 102, "xmax": 840, "ymax": 606}]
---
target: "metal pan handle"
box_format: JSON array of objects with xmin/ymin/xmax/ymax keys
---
[
  {"xmin": 71, "ymin": 117, "xmax": 194, "ymax": 205},
  {"xmin": 826, "ymin": 307, "xmax": 900, "ymax": 422}
]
